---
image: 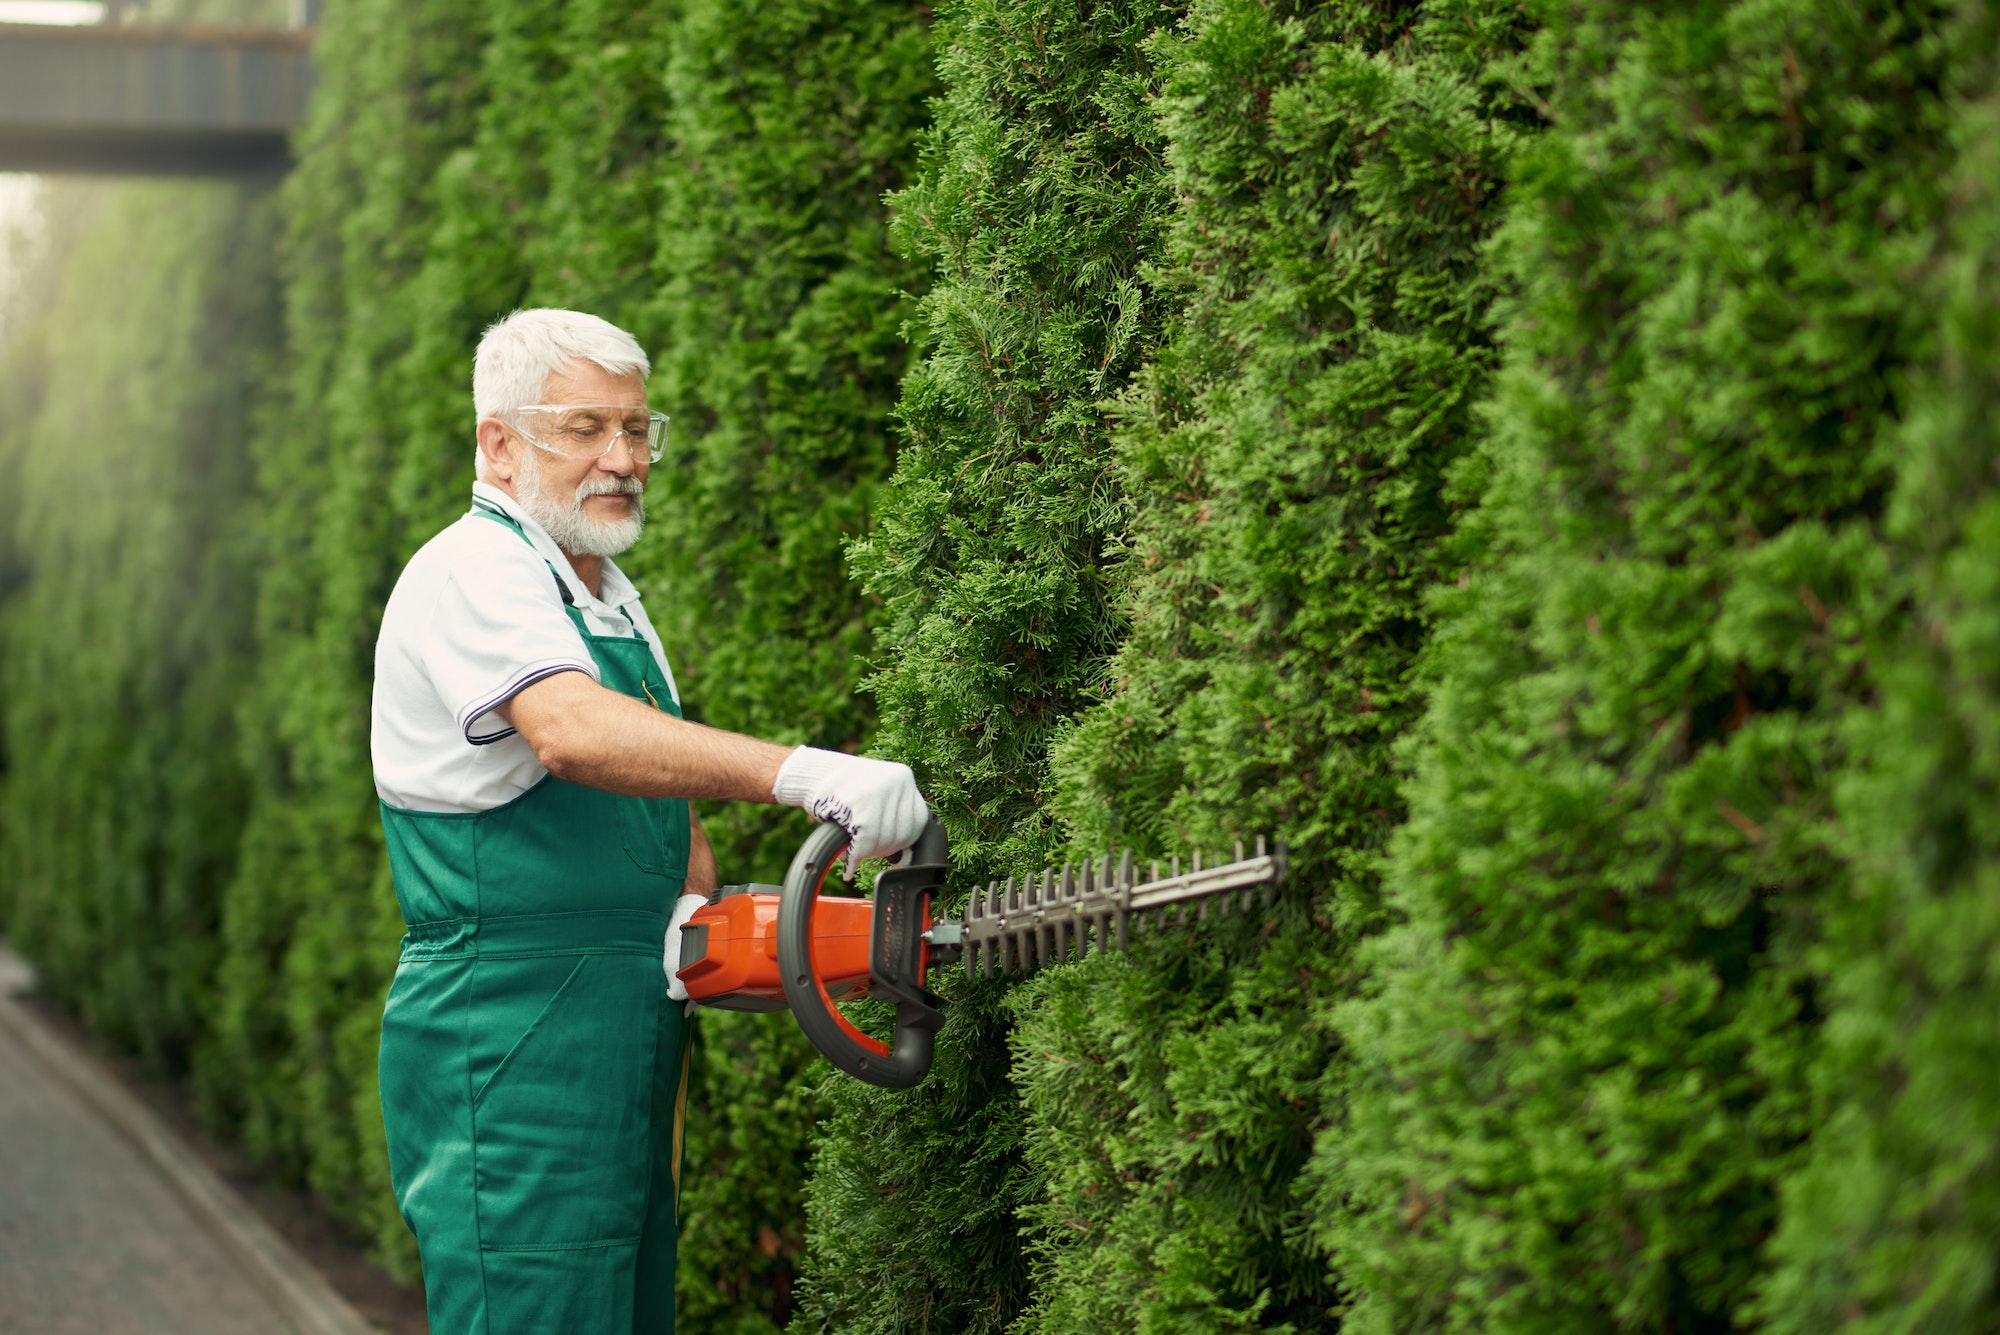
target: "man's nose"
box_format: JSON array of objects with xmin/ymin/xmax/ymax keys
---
[{"xmin": 597, "ymin": 434, "xmax": 643, "ymax": 472}]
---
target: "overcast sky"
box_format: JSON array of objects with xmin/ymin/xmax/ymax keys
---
[{"xmin": 0, "ymin": 3, "xmax": 107, "ymax": 23}]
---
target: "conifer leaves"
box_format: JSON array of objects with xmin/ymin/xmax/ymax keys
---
[
  {"xmin": 1332, "ymin": 3, "xmax": 1960, "ymax": 1330},
  {"xmin": 639, "ymin": 6, "xmax": 939, "ymax": 1327},
  {"xmin": 1005, "ymin": 3, "xmax": 1530, "ymax": 1329},
  {"xmin": 638, "ymin": 0, "xmax": 935, "ymax": 881},
  {"xmin": 1053, "ymin": 0, "xmax": 1526, "ymax": 864},
  {"xmin": 5, "ymin": 2, "xmax": 1994, "ymax": 1330},
  {"xmin": 857, "ymin": 0, "xmax": 1185, "ymax": 882},
  {"xmin": 805, "ymin": 2, "xmax": 1188, "ymax": 1329},
  {"xmin": 1756, "ymin": 8, "xmax": 2000, "ymax": 1324}
]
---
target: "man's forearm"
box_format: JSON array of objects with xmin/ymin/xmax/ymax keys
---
[
  {"xmin": 686, "ymin": 815, "xmax": 718, "ymax": 898},
  {"xmin": 498, "ymin": 669, "xmax": 791, "ymax": 802}
]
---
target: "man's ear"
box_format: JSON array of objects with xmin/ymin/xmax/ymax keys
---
[{"xmin": 476, "ymin": 418, "xmax": 518, "ymax": 484}]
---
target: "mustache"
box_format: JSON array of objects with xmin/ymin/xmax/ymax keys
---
[{"xmin": 575, "ymin": 475, "xmax": 644, "ymax": 501}]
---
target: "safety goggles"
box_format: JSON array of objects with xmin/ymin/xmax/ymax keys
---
[{"xmin": 508, "ymin": 403, "xmax": 670, "ymax": 463}]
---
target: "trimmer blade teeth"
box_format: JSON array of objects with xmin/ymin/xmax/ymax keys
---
[{"xmin": 954, "ymin": 834, "xmax": 1286, "ymax": 983}]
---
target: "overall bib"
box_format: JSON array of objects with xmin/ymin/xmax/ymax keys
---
[{"xmin": 379, "ymin": 501, "xmax": 691, "ymax": 1334}]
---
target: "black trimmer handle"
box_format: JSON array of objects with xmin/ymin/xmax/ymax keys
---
[{"xmin": 778, "ymin": 816, "xmax": 948, "ymax": 1088}]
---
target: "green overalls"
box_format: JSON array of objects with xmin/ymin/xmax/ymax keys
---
[{"xmin": 379, "ymin": 499, "xmax": 691, "ymax": 1334}]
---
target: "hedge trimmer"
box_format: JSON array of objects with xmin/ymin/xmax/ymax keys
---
[{"xmin": 675, "ymin": 817, "xmax": 1287, "ymax": 1087}]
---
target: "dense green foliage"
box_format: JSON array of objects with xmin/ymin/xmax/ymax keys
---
[
  {"xmin": 795, "ymin": 2, "xmax": 1188, "ymax": 1328},
  {"xmin": 0, "ymin": 3, "xmax": 285, "ymax": 1069},
  {"xmin": 1758, "ymin": 7, "xmax": 2000, "ymax": 1325},
  {"xmin": 801, "ymin": 1, "xmax": 1529, "ymax": 1328},
  {"xmin": 3, "ymin": 0, "xmax": 930, "ymax": 1325},
  {"xmin": 1330, "ymin": 2, "xmax": 1962, "ymax": 1329},
  {"xmin": 6, "ymin": 0, "xmax": 2000, "ymax": 1331},
  {"xmin": 0, "ymin": 179, "xmax": 274, "ymax": 1068},
  {"xmin": 1023, "ymin": 2, "xmax": 1529, "ymax": 1328}
]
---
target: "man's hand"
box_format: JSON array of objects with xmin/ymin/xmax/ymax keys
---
[
  {"xmin": 664, "ymin": 892, "xmax": 707, "ymax": 1003},
  {"xmin": 771, "ymin": 746, "xmax": 929, "ymax": 863}
]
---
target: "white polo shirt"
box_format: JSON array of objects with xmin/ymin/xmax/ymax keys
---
[{"xmin": 371, "ymin": 480, "xmax": 680, "ymax": 814}]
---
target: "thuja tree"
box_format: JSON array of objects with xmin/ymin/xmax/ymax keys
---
[
  {"xmin": 0, "ymin": 181, "xmax": 275, "ymax": 1067},
  {"xmin": 638, "ymin": 2, "xmax": 938, "ymax": 1323},
  {"xmin": 639, "ymin": 0, "xmax": 936, "ymax": 885},
  {"xmin": 1757, "ymin": 5, "xmax": 2000, "ymax": 1326},
  {"xmin": 1329, "ymin": 1, "xmax": 1958, "ymax": 1330},
  {"xmin": 1022, "ymin": 1, "xmax": 1531, "ymax": 1328},
  {"xmin": 793, "ymin": 0, "xmax": 1188, "ymax": 1329}
]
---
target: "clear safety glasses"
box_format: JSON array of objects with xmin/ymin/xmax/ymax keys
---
[{"xmin": 509, "ymin": 403, "xmax": 671, "ymax": 463}]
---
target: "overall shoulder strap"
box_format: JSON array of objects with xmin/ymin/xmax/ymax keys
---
[{"xmin": 470, "ymin": 497, "xmax": 578, "ymax": 611}]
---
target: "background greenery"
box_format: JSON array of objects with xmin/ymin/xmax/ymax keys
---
[
  {"xmin": 1329, "ymin": 3, "xmax": 1961, "ymax": 1330},
  {"xmin": 2, "ymin": 0, "xmax": 1997, "ymax": 1331}
]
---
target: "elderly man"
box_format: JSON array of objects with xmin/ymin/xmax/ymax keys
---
[{"xmin": 371, "ymin": 308, "xmax": 927, "ymax": 1333}]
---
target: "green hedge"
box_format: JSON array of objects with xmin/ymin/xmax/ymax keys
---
[
  {"xmin": 1759, "ymin": 5, "xmax": 2000, "ymax": 1325},
  {"xmin": 0, "ymin": 179, "xmax": 275, "ymax": 1067},
  {"xmin": 1331, "ymin": 1, "xmax": 1961, "ymax": 1329},
  {"xmin": 5, "ymin": 0, "xmax": 2000, "ymax": 1330},
  {"xmin": 1028, "ymin": 2, "xmax": 1529, "ymax": 1328},
  {"xmin": 798, "ymin": 2, "xmax": 1531, "ymax": 1328},
  {"xmin": 793, "ymin": 2, "xmax": 1188, "ymax": 1328}
]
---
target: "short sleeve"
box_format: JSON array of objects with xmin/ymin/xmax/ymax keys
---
[{"xmin": 419, "ymin": 547, "xmax": 599, "ymax": 745}]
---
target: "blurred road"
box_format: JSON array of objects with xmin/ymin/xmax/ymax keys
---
[{"xmin": 0, "ymin": 960, "xmax": 290, "ymax": 1334}]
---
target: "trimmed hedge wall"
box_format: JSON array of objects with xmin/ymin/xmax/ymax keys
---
[
  {"xmin": 1028, "ymin": 2, "xmax": 1529, "ymax": 1328},
  {"xmin": 4, "ymin": 0, "xmax": 1999, "ymax": 1331},
  {"xmin": 1331, "ymin": 2, "xmax": 1963, "ymax": 1330},
  {"xmin": 0, "ymin": 179, "xmax": 274, "ymax": 1069},
  {"xmin": 799, "ymin": 2, "xmax": 1529, "ymax": 1328},
  {"xmin": 794, "ymin": 1, "xmax": 1188, "ymax": 1329},
  {"xmin": 1759, "ymin": 6, "xmax": 2000, "ymax": 1325}
]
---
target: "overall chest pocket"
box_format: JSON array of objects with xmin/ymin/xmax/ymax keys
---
[
  {"xmin": 469, "ymin": 953, "xmax": 663, "ymax": 1249},
  {"xmin": 621, "ymin": 795, "xmax": 689, "ymax": 881}
]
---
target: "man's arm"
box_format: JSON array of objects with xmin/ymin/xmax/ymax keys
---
[
  {"xmin": 499, "ymin": 665, "xmax": 929, "ymax": 864},
  {"xmin": 669, "ymin": 813, "xmax": 720, "ymax": 1000},
  {"xmin": 687, "ymin": 813, "xmax": 718, "ymax": 899},
  {"xmin": 498, "ymin": 669, "xmax": 791, "ymax": 802}
]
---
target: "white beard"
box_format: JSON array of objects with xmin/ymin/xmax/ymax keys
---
[{"xmin": 518, "ymin": 449, "xmax": 646, "ymax": 558}]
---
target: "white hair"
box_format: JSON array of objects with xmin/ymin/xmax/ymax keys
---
[{"xmin": 472, "ymin": 308, "xmax": 650, "ymax": 480}]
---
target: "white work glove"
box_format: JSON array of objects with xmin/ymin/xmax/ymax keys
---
[
  {"xmin": 663, "ymin": 892, "xmax": 708, "ymax": 1004},
  {"xmin": 772, "ymin": 746, "xmax": 930, "ymax": 870}
]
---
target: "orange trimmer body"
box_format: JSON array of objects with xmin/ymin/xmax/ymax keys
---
[{"xmin": 675, "ymin": 885, "xmax": 888, "ymax": 1010}]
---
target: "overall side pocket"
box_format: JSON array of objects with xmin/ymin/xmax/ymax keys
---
[{"xmin": 469, "ymin": 953, "xmax": 663, "ymax": 1249}]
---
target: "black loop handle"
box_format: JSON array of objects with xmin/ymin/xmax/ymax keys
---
[{"xmin": 778, "ymin": 816, "xmax": 949, "ymax": 1088}]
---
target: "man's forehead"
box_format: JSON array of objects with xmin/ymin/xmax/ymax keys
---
[{"xmin": 542, "ymin": 359, "xmax": 646, "ymax": 406}]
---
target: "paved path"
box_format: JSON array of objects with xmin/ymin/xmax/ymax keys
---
[{"xmin": 0, "ymin": 966, "xmax": 290, "ymax": 1333}]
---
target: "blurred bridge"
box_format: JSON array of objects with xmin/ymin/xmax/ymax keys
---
[{"xmin": 0, "ymin": 18, "xmax": 315, "ymax": 177}]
